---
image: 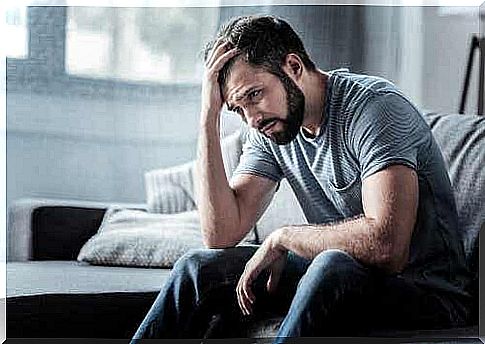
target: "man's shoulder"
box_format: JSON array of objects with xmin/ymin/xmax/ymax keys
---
[
  {"xmin": 330, "ymin": 69, "xmax": 396, "ymax": 92},
  {"xmin": 327, "ymin": 70, "xmax": 416, "ymax": 125}
]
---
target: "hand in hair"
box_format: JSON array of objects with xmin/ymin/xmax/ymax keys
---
[{"xmin": 201, "ymin": 39, "xmax": 239, "ymax": 121}]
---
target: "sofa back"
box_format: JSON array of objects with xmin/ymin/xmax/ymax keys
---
[{"xmin": 424, "ymin": 112, "xmax": 484, "ymax": 276}]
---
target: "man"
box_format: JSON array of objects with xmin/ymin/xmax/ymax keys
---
[{"xmin": 131, "ymin": 15, "xmax": 472, "ymax": 342}]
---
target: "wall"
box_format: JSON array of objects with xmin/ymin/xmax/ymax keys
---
[
  {"xmin": 7, "ymin": 91, "xmax": 201, "ymax": 206},
  {"xmin": 422, "ymin": 6, "xmax": 479, "ymax": 114}
]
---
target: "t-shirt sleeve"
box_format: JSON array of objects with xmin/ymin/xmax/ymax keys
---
[
  {"xmin": 232, "ymin": 129, "xmax": 284, "ymax": 183},
  {"xmin": 348, "ymin": 92, "xmax": 428, "ymax": 180}
]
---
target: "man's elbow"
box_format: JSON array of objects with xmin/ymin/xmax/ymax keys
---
[
  {"xmin": 370, "ymin": 218, "xmax": 412, "ymax": 274},
  {"xmin": 202, "ymin": 237, "xmax": 235, "ymax": 249},
  {"xmin": 377, "ymin": 243, "xmax": 409, "ymax": 274},
  {"xmin": 201, "ymin": 226, "xmax": 239, "ymax": 249}
]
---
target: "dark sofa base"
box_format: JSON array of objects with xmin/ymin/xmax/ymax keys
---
[
  {"xmin": 7, "ymin": 292, "xmax": 479, "ymax": 341},
  {"xmin": 7, "ymin": 292, "xmax": 158, "ymax": 338}
]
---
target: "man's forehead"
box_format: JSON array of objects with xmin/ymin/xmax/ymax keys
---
[{"xmin": 223, "ymin": 60, "xmax": 268, "ymax": 102}]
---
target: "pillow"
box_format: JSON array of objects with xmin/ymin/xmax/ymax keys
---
[
  {"xmin": 77, "ymin": 208, "xmax": 204, "ymax": 268},
  {"xmin": 77, "ymin": 207, "xmax": 258, "ymax": 268},
  {"xmin": 256, "ymin": 179, "xmax": 307, "ymax": 241},
  {"xmin": 145, "ymin": 130, "xmax": 243, "ymax": 214}
]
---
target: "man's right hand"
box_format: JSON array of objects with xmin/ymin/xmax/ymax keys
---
[
  {"xmin": 201, "ymin": 40, "xmax": 239, "ymax": 121},
  {"xmin": 196, "ymin": 39, "xmax": 277, "ymax": 249}
]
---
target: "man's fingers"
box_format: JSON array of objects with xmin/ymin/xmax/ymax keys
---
[
  {"xmin": 242, "ymin": 278, "xmax": 255, "ymax": 305},
  {"xmin": 209, "ymin": 47, "xmax": 240, "ymax": 75},
  {"xmin": 206, "ymin": 40, "xmax": 232, "ymax": 69},
  {"xmin": 266, "ymin": 268, "xmax": 281, "ymax": 294},
  {"xmin": 205, "ymin": 38, "xmax": 226, "ymax": 66},
  {"xmin": 241, "ymin": 283, "xmax": 253, "ymax": 315},
  {"xmin": 236, "ymin": 275, "xmax": 254, "ymax": 316},
  {"xmin": 236, "ymin": 284, "xmax": 247, "ymax": 315},
  {"xmin": 236, "ymin": 279, "xmax": 248, "ymax": 315},
  {"xmin": 266, "ymin": 257, "xmax": 285, "ymax": 294}
]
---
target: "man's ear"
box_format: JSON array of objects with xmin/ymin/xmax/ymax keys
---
[{"xmin": 282, "ymin": 53, "xmax": 304, "ymax": 81}]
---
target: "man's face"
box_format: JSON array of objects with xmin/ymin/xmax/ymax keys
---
[{"xmin": 223, "ymin": 58, "xmax": 305, "ymax": 145}]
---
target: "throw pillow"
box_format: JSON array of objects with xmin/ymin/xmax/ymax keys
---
[
  {"xmin": 77, "ymin": 208, "xmax": 204, "ymax": 268},
  {"xmin": 77, "ymin": 206, "xmax": 258, "ymax": 268},
  {"xmin": 144, "ymin": 130, "xmax": 243, "ymax": 214}
]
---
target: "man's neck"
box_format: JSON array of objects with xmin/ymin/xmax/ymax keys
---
[{"xmin": 301, "ymin": 69, "xmax": 329, "ymax": 137}]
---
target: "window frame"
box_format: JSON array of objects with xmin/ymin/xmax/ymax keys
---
[{"xmin": 6, "ymin": 6, "xmax": 207, "ymax": 101}]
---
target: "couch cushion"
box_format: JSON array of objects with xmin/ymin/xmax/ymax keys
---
[
  {"xmin": 145, "ymin": 130, "xmax": 243, "ymax": 214},
  {"xmin": 77, "ymin": 208, "xmax": 204, "ymax": 268},
  {"xmin": 7, "ymin": 261, "xmax": 171, "ymax": 297},
  {"xmin": 256, "ymin": 179, "xmax": 307, "ymax": 241},
  {"xmin": 423, "ymin": 112, "xmax": 484, "ymax": 273}
]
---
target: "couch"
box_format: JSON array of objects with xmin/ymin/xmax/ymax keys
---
[{"xmin": 6, "ymin": 111, "xmax": 484, "ymax": 342}]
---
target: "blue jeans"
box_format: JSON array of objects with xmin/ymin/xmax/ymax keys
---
[{"xmin": 130, "ymin": 246, "xmax": 469, "ymax": 343}]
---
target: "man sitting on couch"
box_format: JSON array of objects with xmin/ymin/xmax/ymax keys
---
[{"xmin": 131, "ymin": 15, "xmax": 473, "ymax": 342}]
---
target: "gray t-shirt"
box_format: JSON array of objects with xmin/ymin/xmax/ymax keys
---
[{"xmin": 233, "ymin": 69, "xmax": 471, "ymax": 297}]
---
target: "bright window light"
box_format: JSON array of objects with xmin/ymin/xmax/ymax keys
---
[
  {"xmin": 5, "ymin": 6, "xmax": 28, "ymax": 59},
  {"xmin": 65, "ymin": 7, "xmax": 219, "ymax": 84}
]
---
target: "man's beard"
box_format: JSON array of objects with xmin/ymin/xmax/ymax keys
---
[{"xmin": 260, "ymin": 73, "xmax": 305, "ymax": 145}]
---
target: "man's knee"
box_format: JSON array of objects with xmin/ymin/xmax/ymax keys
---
[
  {"xmin": 313, "ymin": 249, "xmax": 358, "ymax": 266},
  {"xmin": 304, "ymin": 249, "xmax": 366, "ymax": 283},
  {"xmin": 173, "ymin": 246, "xmax": 258, "ymax": 276},
  {"xmin": 173, "ymin": 248, "xmax": 219, "ymax": 274}
]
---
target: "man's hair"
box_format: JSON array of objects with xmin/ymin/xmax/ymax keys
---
[{"xmin": 203, "ymin": 15, "xmax": 316, "ymax": 90}]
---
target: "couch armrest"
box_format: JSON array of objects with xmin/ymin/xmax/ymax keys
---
[{"xmin": 7, "ymin": 198, "xmax": 146, "ymax": 262}]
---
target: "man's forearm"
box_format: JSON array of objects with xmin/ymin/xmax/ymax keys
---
[
  {"xmin": 195, "ymin": 114, "xmax": 242, "ymax": 248},
  {"xmin": 275, "ymin": 215, "xmax": 407, "ymax": 273}
]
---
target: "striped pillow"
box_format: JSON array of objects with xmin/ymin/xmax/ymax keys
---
[{"xmin": 144, "ymin": 130, "xmax": 243, "ymax": 214}]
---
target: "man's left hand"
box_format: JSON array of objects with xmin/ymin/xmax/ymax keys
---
[{"xmin": 236, "ymin": 229, "xmax": 287, "ymax": 316}]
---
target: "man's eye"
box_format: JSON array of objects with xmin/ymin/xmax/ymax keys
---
[{"xmin": 248, "ymin": 89, "xmax": 262, "ymax": 100}]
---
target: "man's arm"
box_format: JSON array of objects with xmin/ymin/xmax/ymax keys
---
[
  {"xmin": 237, "ymin": 164, "xmax": 418, "ymax": 315},
  {"xmin": 196, "ymin": 39, "xmax": 278, "ymax": 248},
  {"xmin": 274, "ymin": 164, "xmax": 418, "ymax": 273}
]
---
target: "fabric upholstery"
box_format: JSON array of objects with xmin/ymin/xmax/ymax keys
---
[
  {"xmin": 424, "ymin": 113, "xmax": 484, "ymax": 271},
  {"xmin": 77, "ymin": 209, "xmax": 204, "ymax": 268},
  {"xmin": 145, "ymin": 130, "xmax": 243, "ymax": 214},
  {"xmin": 256, "ymin": 179, "xmax": 307, "ymax": 241},
  {"xmin": 7, "ymin": 198, "xmax": 145, "ymax": 262},
  {"xmin": 7, "ymin": 260, "xmax": 170, "ymax": 297},
  {"xmin": 144, "ymin": 161, "xmax": 197, "ymax": 214}
]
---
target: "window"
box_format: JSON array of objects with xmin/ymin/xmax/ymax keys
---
[
  {"xmin": 5, "ymin": 6, "xmax": 28, "ymax": 59},
  {"xmin": 65, "ymin": 7, "xmax": 220, "ymax": 84}
]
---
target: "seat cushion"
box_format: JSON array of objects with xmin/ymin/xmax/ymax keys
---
[
  {"xmin": 7, "ymin": 260, "xmax": 171, "ymax": 296},
  {"xmin": 7, "ymin": 261, "xmax": 171, "ymax": 338}
]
